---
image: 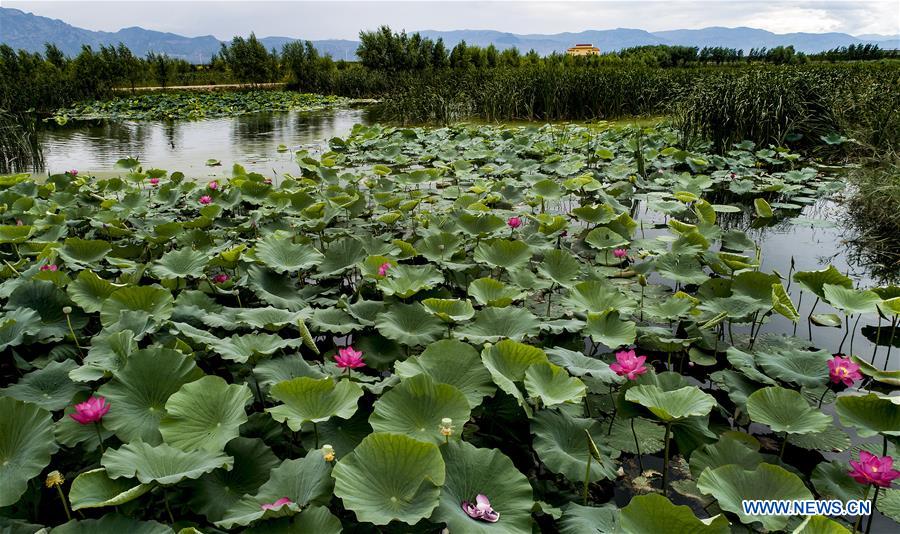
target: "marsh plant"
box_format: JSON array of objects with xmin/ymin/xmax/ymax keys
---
[{"xmin": 0, "ymin": 123, "xmax": 897, "ymax": 532}]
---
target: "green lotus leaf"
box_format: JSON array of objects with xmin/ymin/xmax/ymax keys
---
[
  {"xmin": 835, "ymin": 393, "xmax": 900, "ymax": 437},
  {"xmin": 771, "ymin": 282, "xmax": 799, "ymax": 321},
  {"xmin": 531, "ymin": 409, "xmax": 617, "ymax": 483},
  {"xmin": 216, "ymin": 451, "xmax": 333, "ymax": 528},
  {"xmin": 151, "ymin": 247, "xmax": 209, "ymax": 279},
  {"xmin": 456, "ymin": 306, "xmax": 540, "ymax": 343},
  {"xmin": 699, "ymin": 294, "xmax": 765, "ymax": 319},
  {"xmin": 746, "ymin": 386, "xmax": 830, "ymax": 435},
  {"xmin": 689, "ymin": 434, "xmax": 763, "ymax": 478},
  {"xmin": 214, "ymin": 333, "xmax": 302, "ymax": 363},
  {"xmin": 377, "ymin": 264, "xmax": 444, "ymax": 298},
  {"xmin": 245, "ymin": 506, "xmax": 342, "ymax": 533},
  {"xmin": 0, "ymin": 224, "xmax": 33, "ymax": 244},
  {"xmin": 102, "ymin": 441, "xmax": 233, "ymax": 485},
  {"xmin": 68, "ymin": 468, "xmax": 152, "ymax": 511},
  {"xmin": 159, "ymin": 376, "xmax": 252, "ymax": 452},
  {"xmin": 0, "ymin": 397, "xmax": 58, "ymax": 507},
  {"xmin": 850, "ymin": 355, "xmax": 900, "ymax": 386},
  {"xmin": 51, "ymin": 514, "xmax": 172, "ymax": 534},
  {"xmin": 0, "ymin": 308, "xmax": 42, "ymax": 351},
  {"xmin": 563, "ymin": 280, "xmax": 635, "ymax": 314},
  {"xmin": 754, "ymin": 197, "xmax": 774, "ymax": 218},
  {"xmin": 375, "ymin": 302, "xmax": 445, "ymax": 347},
  {"xmin": 417, "ymin": 231, "xmax": 464, "ymax": 263},
  {"xmin": 254, "ymin": 235, "xmax": 323, "ymax": 273},
  {"xmin": 793, "ymin": 515, "xmax": 852, "ymax": 534},
  {"xmin": 432, "ymin": 440, "xmax": 534, "ymax": 533},
  {"xmin": 99, "ymin": 285, "xmax": 174, "ymax": 337},
  {"xmin": 697, "ymin": 463, "xmax": 813, "ymax": 531},
  {"xmin": 67, "ymin": 270, "xmax": 119, "ymax": 313},
  {"xmin": 585, "ymin": 227, "xmax": 628, "ymax": 250},
  {"xmin": 235, "ymin": 307, "xmax": 307, "ymax": 330},
  {"xmin": 523, "ymin": 362, "xmax": 586, "ymax": 407},
  {"xmin": 793, "ymin": 266, "xmax": 852, "ymax": 299},
  {"xmin": 787, "ymin": 422, "xmax": 850, "ymax": 451},
  {"xmin": 58, "ymin": 238, "xmax": 113, "ymax": 267},
  {"xmin": 474, "ymin": 239, "xmax": 533, "ymax": 270},
  {"xmin": 602, "ymin": 417, "xmax": 666, "ymax": 455},
  {"xmin": 187, "ymin": 437, "xmax": 281, "ymax": 522},
  {"xmin": 6, "ymin": 279, "xmax": 87, "ymax": 339},
  {"xmin": 468, "ymin": 277, "xmax": 526, "ymax": 307},
  {"xmin": 253, "ymin": 355, "xmax": 326, "ymax": 390},
  {"xmin": 310, "ymin": 307, "xmax": 361, "ymax": 335},
  {"xmin": 1, "ymin": 359, "xmax": 86, "ymax": 410},
  {"xmin": 316, "ymin": 237, "xmax": 366, "ymax": 277},
  {"xmin": 247, "ymin": 264, "xmax": 307, "ymax": 310},
  {"xmin": 395, "ymin": 339, "xmax": 495, "ymax": 408},
  {"xmin": 267, "ymin": 377, "xmax": 363, "ymax": 430},
  {"xmin": 823, "ymin": 284, "xmax": 881, "ymax": 315},
  {"xmin": 625, "ymin": 385, "xmax": 715, "ymax": 422},
  {"xmin": 877, "ymin": 489, "xmax": 900, "ymax": 523},
  {"xmin": 585, "ymin": 310, "xmax": 637, "ymax": 348},
  {"xmin": 481, "ymin": 340, "xmax": 549, "ymax": 414},
  {"xmin": 332, "ymin": 432, "xmax": 446, "ymax": 525},
  {"xmin": 755, "ymin": 347, "xmax": 831, "ymax": 387},
  {"xmin": 98, "ymin": 348, "xmax": 205, "ymax": 444},
  {"xmin": 618, "ymin": 493, "xmax": 729, "ymax": 534},
  {"xmin": 811, "ymin": 460, "xmax": 868, "ymax": 504},
  {"xmin": 811, "ymin": 313, "xmax": 843, "ymax": 327},
  {"xmin": 655, "ymin": 253, "xmax": 710, "ymax": 285},
  {"xmin": 422, "ymin": 298, "xmax": 476, "ymax": 323},
  {"xmin": 559, "ymin": 503, "xmax": 618, "ymax": 534},
  {"xmin": 538, "ymin": 249, "xmax": 581, "ymax": 286},
  {"xmin": 456, "ymin": 212, "xmax": 506, "ymax": 236},
  {"xmin": 369, "ymin": 374, "xmax": 471, "ymax": 444},
  {"xmin": 546, "ymin": 346, "xmax": 620, "ymax": 383}
]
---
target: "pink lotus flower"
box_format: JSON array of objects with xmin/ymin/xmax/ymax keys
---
[
  {"xmin": 212, "ymin": 273, "xmax": 230, "ymax": 284},
  {"xmin": 264, "ymin": 178, "xmax": 273, "ymax": 184},
  {"xmin": 462, "ymin": 494, "xmax": 500, "ymax": 523},
  {"xmin": 613, "ymin": 248, "xmax": 628, "ymax": 258},
  {"xmin": 828, "ymin": 355, "xmax": 862, "ymax": 387},
  {"xmin": 260, "ymin": 497, "xmax": 293, "ymax": 511},
  {"xmin": 149, "ymin": 178, "xmax": 160, "ymax": 186},
  {"xmin": 610, "ymin": 349, "xmax": 648, "ymax": 380},
  {"xmin": 69, "ymin": 396, "xmax": 110, "ymax": 425},
  {"xmin": 378, "ymin": 262, "xmax": 391, "ymax": 276},
  {"xmin": 507, "ymin": 216, "xmax": 521, "ymax": 229},
  {"xmin": 68, "ymin": 169, "xmax": 78, "ymax": 176},
  {"xmin": 335, "ymin": 346, "xmax": 365, "ymax": 369},
  {"xmin": 199, "ymin": 195, "xmax": 212, "ymax": 205},
  {"xmin": 40, "ymin": 264, "xmax": 58, "ymax": 272},
  {"xmin": 15, "ymin": 219, "xmax": 23, "ymax": 226},
  {"xmin": 849, "ymin": 451, "xmax": 900, "ymax": 488},
  {"xmin": 208, "ymin": 180, "xmax": 219, "ymax": 190}
]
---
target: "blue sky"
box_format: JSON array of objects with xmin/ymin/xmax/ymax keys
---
[{"xmin": 8, "ymin": 1, "xmax": 900, "ymax": 39}]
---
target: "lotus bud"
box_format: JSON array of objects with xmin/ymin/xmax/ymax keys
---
[
  {"xmin": 45, "ymin": 470, "xmax": 65, "ymax": 488},
  {"xmin": 322, "ymin": 444, "xmax": 335, "ymax": 462},
  {"xmin": 638, "ymin": 274, "xmax": 647, "ymax": 287},
  {"xmin": 62, "ymin": 306, "xmax": 72, "ymax": 315},
  {"xmin": 440, "ymin": 417, "xmax": 454, "ymax": 437}
]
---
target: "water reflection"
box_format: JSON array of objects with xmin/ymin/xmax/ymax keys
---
[{"xmin": 37, "ymin": 108, "xmax": 374, "ymax": 177}]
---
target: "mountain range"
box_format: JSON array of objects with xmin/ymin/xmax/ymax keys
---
[{"xmin": 2, "ymin": 7, "xmax": 897, "ymax": 63}]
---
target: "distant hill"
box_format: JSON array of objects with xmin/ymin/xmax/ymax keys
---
[{"xmin": 1, "ymin": 7, "xmax": 897, "ymax": 63}]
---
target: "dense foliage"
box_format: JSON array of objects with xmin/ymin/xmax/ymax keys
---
[
  {"xmin": 49, "ymin": 91, "xmax": 348, "ymax": 122},
  {"xmin": 1, "ymin": 123, "xmax": 898, "ymax": 532}
]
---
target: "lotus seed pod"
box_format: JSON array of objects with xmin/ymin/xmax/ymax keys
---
[{"xmin": 45, "ymin": 470, "xmax": 64, "ymax": 488}]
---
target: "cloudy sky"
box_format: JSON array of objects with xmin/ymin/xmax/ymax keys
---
[{"xmin": 7, "ymin": 1, "xmax": 900, "ymax": 39}]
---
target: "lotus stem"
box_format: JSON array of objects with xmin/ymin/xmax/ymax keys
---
[
  {"xmin": 65, "ymin": 313, "xmax": 83, "ymax": 352},
  {"xmin": 871, "ymin": 314, "xmax": 883, "ymax": 363},
  {"xmin": 546, "ymin": 283, "xmax": 555, "ymax": 316},
  {"xmin": 808, "ymin": 297, "xmax": 819, "ymax": 342},
  {"xmin": 661, "ymin": 422, "xmax": 672, "ymax": 495},
  {"xmin": 94, "ymin": 422, "xmax": 105, "ymax": 454},
  {"xmin": 312, "ymin": 421, "xmax": 319, "ymax": 449},
  {"xmin": 631, "ymin": 418, "xmax": 644, "ymax": 472},
  {"xmin": 838, "ymin": 314, "xmax": 850, "ymax": 354},
  {"xmin": 885, "ymin": 317, "xmax": 897, "ymax": 371},
  {"xmin": 853, "ymin": 485, "xmax": 871, "ymax": 533},
  {"xmin": 793, "ymin": 292, "xmax": 803, "ymax": 336},
  {"xmin": 866, "ymin": 487, "xmax": 879, "ymax": 534},
  {"xmin": 582, "ymin": 444, "xmax": 592, "ymax": 505},
  {"xmin": 849, "ymin": 314, "xmax": 862, "ymax": 356},
  {"xmin": 163, "ymin": 489, "xmax": 175, "ymax": 524},
  {"xmin": 778, "ymin": 433, "xmax": 788, "ymax": 460},
  {"xmin": 607, "ymin": 386, "xmax": 616, "ymax": 435},
  {"xmin": 817, "ymin": 386, "xmax": 831, "ymax": 408},
  {"xmin": 55, "ymin": 485, "xmax": 72, "ymax": 521}
]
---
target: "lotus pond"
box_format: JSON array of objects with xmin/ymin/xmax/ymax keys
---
[{"xmin": 1, "ymin": 122, "xmax": 898, "ymax": 533}]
